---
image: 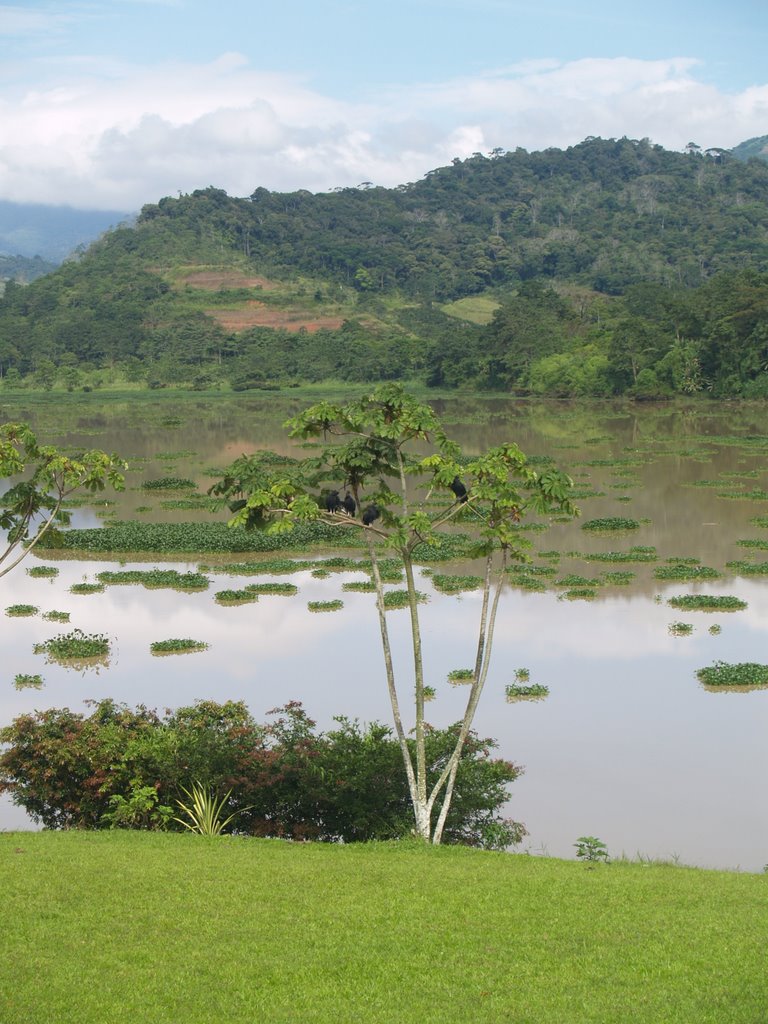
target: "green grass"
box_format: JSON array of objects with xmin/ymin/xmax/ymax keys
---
[{"xmin": 1, "ymin": 832, "xmax": 768, "ymax": 1024}]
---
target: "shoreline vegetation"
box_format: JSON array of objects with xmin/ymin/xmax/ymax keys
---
[{"xmin": 1, "ymin": 831, "xmax": 767, "ymax": 1024}]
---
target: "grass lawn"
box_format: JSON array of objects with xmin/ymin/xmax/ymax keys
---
[{"xmin": 1, "ymin": 833, "xmax": 767, "ymax": 1023}]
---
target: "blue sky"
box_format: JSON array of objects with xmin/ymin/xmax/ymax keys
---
[{"xmin": 1, "ymin": 0, "xmax": 766, "ymax": 210}]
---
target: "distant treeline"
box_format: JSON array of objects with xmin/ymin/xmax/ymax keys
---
[{"xmin": 1, "ymin": 137, "xmax": 768, "ymax": 398}]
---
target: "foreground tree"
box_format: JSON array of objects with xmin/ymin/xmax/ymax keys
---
[
  {"xmin": 212, "ymin": 384, "xmax": 576, "ymax": 844},
  {"xmin": 0, "ymin": 422, "xmax": 125, "ymax": 578}
]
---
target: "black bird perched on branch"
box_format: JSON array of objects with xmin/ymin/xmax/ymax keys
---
[
  {"xmin": 342, "ymin": 492, "xmax": 356, "ymax": 516},
  {"xmin": 450, "ymin": 476, "xmax": 468, "ymax": 503},
  {"xmin": 362, "ymin": 504, "xmax": 380, "ymax": 526},
  {"xmin": 325, "ymin": 490, "xmax": 343, "ymax": 513}
]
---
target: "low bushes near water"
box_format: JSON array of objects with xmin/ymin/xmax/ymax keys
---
[
  {"xmin": 667, "ymin": 595, "xmax": 747, "ymax": 612},
  {"xmin": 0, "ymin": 699, "xmax": 523, "ymax": 848},
  {"xmin": 695, "ymin": 662, "xmax": 768, "ymax": 687}
]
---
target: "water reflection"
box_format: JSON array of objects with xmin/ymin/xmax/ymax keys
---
[{"xmin": 2, "ymin": 395, "xmax": 768, "ymax": 871}]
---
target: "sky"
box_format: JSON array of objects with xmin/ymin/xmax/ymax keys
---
[{"xmin": 1, "ymin": 0, "xmax": 767, "ymax": 212}]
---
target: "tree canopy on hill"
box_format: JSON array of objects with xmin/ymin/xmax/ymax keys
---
[{"xmin": 2, "ymin": 136, "xmax": 768, "ymax": 398}]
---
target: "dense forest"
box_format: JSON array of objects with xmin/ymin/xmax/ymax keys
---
[{"xmin": 1, "ymin": 136, "xmax": 768, "ymax": 398}]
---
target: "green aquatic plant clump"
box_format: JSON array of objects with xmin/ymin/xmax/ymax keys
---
[
  {"xmin": 555, "ymin": 574, "xmax": 600, "ymax": 588},
  {"xmin": 696, "ymin": 662, "xmax": 768, "ymax": 687},
  {"xmin": 245, "ymin": 582, "xmax": 298, "ymax": 597},
  {"xmin": 34, "ymin": 629, "xmax": 110, "ymax": 660},
  {"xmin": 5, "ymin": 604, "xmax": 38, "ymax": 617},
  {"xmin": 668, "ymin": 621, "xmax": 694, "ymax": 637},
  {"xmin": 602, "ymin": 571, "xmax": 636, "ymax": 585},
  {"xmin": 726, "ymin": 560, "xmax": 768, "ymax": 577},
  {"xmin": 667, "ymin": 595, "xmax": 747, "ymax": 612},
  {"xmin": 13, "ymin": 673, "xmax": 44, "ymax": 690},
  {"xmin": 581, "ymin": 517, "xmax": 641, "ymax": 532},
  {"xmin": 341, "ymin": 581, "xmax": 376, "ymax": 593},
  {"xmin": 583, "ymin": 546, "xmax": 657, "ymax": 563},
  {"xmin": 96, "ymin": 569, "xmax": 210, "ymax": 591},
  {"xmin": 382, "ymin": 589, "xmax": 428, "ymax": 610},
  {"xmin": 26, "ymin": 565, "xmax": 59, "ymax": 578},
  {"xmin": 307, "ymin": 600, "xmax": 344, "ymax": 612},
  {"xmin": 448, "ymin": 668, "xmax": 474, "ymax": 685},
  {"xmin": 653, "ymin": 564, "xmax": 721, "ymax": 582},
  {"xmin": 150, "ymin": 638, "xmax": 209, "ymax": 655},
  {"xmin": 430, "ymin": 574, "xmax": 484, "ymax": 594},
  {"xmin": 69, "ymin": 582, "xmax": 105, "ymax": 595},
  {"xmin": 140, "ymin": 477, "xmax": 197, "ymax": 491},
  {"xmin": 214, "ymin": 589, "xmax": 259, "ymax": 605},
  {"xmin": 42, "ymin": 610, "xmax": 70, "ymax": 623}
]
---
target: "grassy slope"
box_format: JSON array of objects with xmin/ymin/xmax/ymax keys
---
[{"xmin": 2, "ymin": 832, "xmax": 767, "ymax": 1024}]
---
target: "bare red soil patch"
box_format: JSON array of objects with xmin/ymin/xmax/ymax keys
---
[
  {"xmin": 208, "ymin": 303, "xmax": 345, "ymax": 333},
  {"xmin": 182, "ymin": 270, "xmax": 278, "ymax": 291}
]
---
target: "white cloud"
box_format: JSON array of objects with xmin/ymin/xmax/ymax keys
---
[{"xmin": 1, "ymin": 52, "xmax": 767, "ymax": 209}]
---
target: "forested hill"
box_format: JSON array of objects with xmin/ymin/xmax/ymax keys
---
[{"xmin": 2, "ymin": 135, "xmax": 768, "ymax": 398}]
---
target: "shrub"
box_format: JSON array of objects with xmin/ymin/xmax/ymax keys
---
[{"xmin": 0, "ymin": 699, "xmax": 524, "ymax": 847}]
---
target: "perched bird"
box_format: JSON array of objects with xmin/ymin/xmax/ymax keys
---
[
  {"xmin": 450, "ymin": 476, "xmax": 468, "ymax": 503},
  {"xmin": 325, "ymin": 490, "xmax": 343, "ymax": 513},
  {"xmin": 342, "ymin": 492, "xmax": 356, "ymax": 516},
  {"xmin": 362, "ymin": 504, "xmax": 380, "ymax": 526}
]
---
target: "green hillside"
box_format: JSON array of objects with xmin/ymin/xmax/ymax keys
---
[{"xmin": 2, "ymin": 136, "xmax": 768, "ymax": 397}]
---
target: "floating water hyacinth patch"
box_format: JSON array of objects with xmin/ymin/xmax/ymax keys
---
[
  {"xmin": 69, "ymin": 583, "xmax": 105, "ymax": 595},
  {"xmin": 5, "ymin": 604, "xmax": 38, "ymax": 617},
  {"xmin": 555, "ymin": 574, "xmax": 600, "ymax": 588},
  {"xmin": 96, "ymin": 569, "xmax": 210, "ymax": 591},
  {"xmin": 244, "ymin": 582, "xmax": 298, "ymax": 596},
  {"xmin": 307, "ymin": 600, "xmax": 344, "ymax": 613},
  {"xmin": 582, "ymin": 517, "xmax": 641, "ymax": 532},
  {"xmin": 709, "ymin": 624, "xmax": 722, "ymax": 636},
  {"xmin": 341, "ymin": 581, "xmax": 376, "ymax": 593},
  {"xmin": 668, "ymin": 621, "xmax": 693, "ymax": 637},
  {"xmin": 150, "ymin": 638, "xmax": 209, "ymax": 655},
  {"xmin": 13, "ymin": 673, "xmax": 44, "ymax": 690},
  {"xmin": 583, "ymin": 546, "xmax": 657, "ymax": 563},
  {"xmin": 726, "ymin": 560, "xmax": 768, "ymax": 576},
  {"xmin": 696, "ymin": 662, "xmax": 768, "ymax": 687},
  {"xmin": 141, "ymin": 477, "xmax": 197, "ymax": 491},
  {"xmin": 34, "ymin": 629, "xmax": 110, "ymax": 660},
  {"xmin": 559, "ymin": 588, "xmax": 597, "ymax": 601},
  {"xmin": 506, "ymin": 573, "xmax": 546, "ymax": 592},
  {"xmin": 505, "ymin": 682, "xmax": 549, "ymax": 701},
  {"xmin": 653, "ymin": 565, "xmax": 721, "ymax": 582},
  {"xmin": 448, "ymin": 668, "xmax": 474, "ymax": 685},
  {"xmin": 601, "ymin": 571, "xmax": 636, "ymax": 585},
  {"xmin": 26, "ymin": 565, "xmax": 59, "ymax": 578},
  {"xmin": 430, "ymin": 574, "xmax": 484, "ymax": 594},
  {"xmin": 667, "ymin": 595, "xmax": 747, "ymax": 612},
  {"xmin": 383, "ymin": 589, "xmax": 428, "ymax": 610},
  {"xmin": 214, "ymin": 589, "xmax": 259, "ymax": 605},
  {"xmin": 42, "ymin": 610, "xmax": 70, "ymax": 623}
]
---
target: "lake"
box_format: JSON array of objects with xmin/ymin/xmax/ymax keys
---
[{"xmin": 2, "ymin": 392, "xmax": 768, "ymax": 871}]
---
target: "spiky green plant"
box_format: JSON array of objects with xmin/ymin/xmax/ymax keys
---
[{"xmin": 173, "ymin": 782, "xmax": 242, "ymax": 836}]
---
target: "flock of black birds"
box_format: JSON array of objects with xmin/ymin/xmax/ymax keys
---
[{"xmin": 322, "ymin": 476, "xmax": 468, "ymax": 528}]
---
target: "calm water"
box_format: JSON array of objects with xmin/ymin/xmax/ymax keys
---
[{"xmin": 3, "ymin": 394, "xmax": 768, "ymax": 870}]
